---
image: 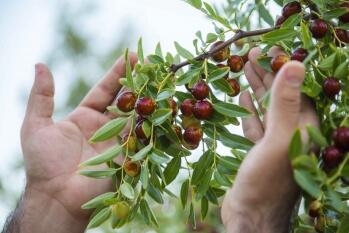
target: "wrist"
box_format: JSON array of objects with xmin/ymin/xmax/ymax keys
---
[{"xmin": 17, "ymin": 186, "xmax": 88, "ymax": 233}]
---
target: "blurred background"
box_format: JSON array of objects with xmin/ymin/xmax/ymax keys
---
[{"xmin": 0, "ymin": 0, "xmax": 227, "ymax": 232}]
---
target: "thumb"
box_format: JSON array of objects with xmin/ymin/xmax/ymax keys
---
[
  {"xmin": 266, "ymin": 61, "xmax": 305, "ymax": 138},
  {"xmin": 23, "ymin": 64, "xmax": 55, "ymax": 132}
]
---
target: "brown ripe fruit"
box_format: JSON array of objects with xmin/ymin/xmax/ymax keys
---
[
  {"xmin": 310, "ymin": 19, "xmax": 328, "ymax": 39},
  {"xmin": 323, "ymin": 77, "xmax": 340, "ymax": 99},
  {"xmin": 339, "ymin": 3, "xmax": 349, "ymax": 23},
  {"xmin": 135, "ymin": 121, "xmax": 148, "ymax": 140},
  {"xmin": 180, "ymin": 99, "xmax": 196, "ymax": 117},
  {"xmin": 135, "ymin": 97, "xmax": 156, "ymax": 117},
  {"xmin": 168, "ymin": 98, "xmax": 178, "ymax": 117},
  {"xmin": 241, "ymin": 52, "xmax": 249, "ymax": 64},
  {"xmin": 216, "ymin": 64, "xmax": 229, "ymax": 79},
  {"xmin": 291, "ymin": 48, "xmax": 308, "ymax": 62},
  {"xmin": 116, "ymin": 92, "xmax": 137, "ymax": 112},
  {"xmin": 124, "ymin": 160, "xmax": 141, "ymax": 177},
  {"xmin": 227, "ymin": 55, "xmax": 244, "ymax": 73},
  {"xmin": 227, "ymin": 79, "xmax": 241, "ymax": 97},
  {"xmin": 183, "ymin": 126, "xmax": 203, "ymax": 146},
  {"xmin": 181, "ymin": 116, "xmax": 200, "ymax": 129},
  {"xmin": 335, "ymin": 28, "xmax": 349, "ymax": 44},
  {"xmin": 191, "ymin": 80, "xmax": 210, "ymax": 100},
  {"xmin": 112, "ymin": 201, "xmax": 130, "ymax": 220},
  {"xmin": 193, "ymin": 100, "xmax": 214, "ymax": 120},
  {"xmin": 308, "ymin": 200, "xmax": 322, "ymax": 218},
  {"xmin": 276, "ymin": 15, "xmax": 287, "ymax": 26},
  {"xmin": 270, "ymin": 54, "xmax": 290, "ymax": 73},
  {"xmin": 122, "ymin": 134, "xmax": 137, "ymax": 152},
  {"xmin": 182, "ymin": 140, "xmax": 200, "ymax": 150},
  {"xmin": 322, "ymin": 145, "xmax": 343, "ymax": 169},
  {"xmin": 210, "ymin": 41, "xmax": 230, "ymax": 62},
  {"xmin": 282, "ymin": 1, "xmax": 302, "ymax": 18}
]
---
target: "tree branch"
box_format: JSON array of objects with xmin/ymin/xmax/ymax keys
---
[{"xmin": 170, "ymin": 26, "xmax": 278, "ymax": 73}]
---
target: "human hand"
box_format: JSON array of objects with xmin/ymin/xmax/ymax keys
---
[
  {"xmin": 19, "ymin": 53, "xmax": 137, "ymax": 232},
  {"xmin": 221, "ymin": 47, "xmax": 319, "ymax": 233}
]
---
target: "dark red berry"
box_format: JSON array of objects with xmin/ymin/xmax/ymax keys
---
[
  {"xmin": 291, "ymin": 48, "xmax": 308, "ymax": 62},
  {"xmin": 135, "ymin": 121, "xmax": 148, "ymax": 140},
  {"xmin": 216, "ymin": 64, "xmax": 229, "ymax": 79},
  {"xmin": 116, "ymin": 92, "xmax": 137, "ymax": 112},
  {"xmin": 183, "ymin": 126, "xmax": 203, "ymax": 146},
  {"xmin": 270, "ymin": 54, "xmax": 290, "ymax": 73},
  {"xmin": 210, "ymin": 41, "xmax": 230, "ymax": 62},
  {"xmin": 310, "ymin": 19, "xmax": 328, "ymax": 39},
  {"xmin": 309, "ymin": 200, "xmax": 322, "ymax": 218},
  {"xmin": 168, "ymin": 98, "xmax": 178, "ymax": 117},
  {"xmin": 276, "ymin": 15, "xmax": 287, "ymax": 26},
  {"xmin": 191, "ymin": 81, "xmax": 210, "ymax": 100},
  {"xmin": 322, "ymin": 145, "xmax": 343, "ymax": 169},
  {"xmin": 135, "ymin": 97, "xmax": 156, "ymax": 116},
  {"xmin": 227, "ymin": 55, "xmax": 244, "ymax": 73},
  {"xmin": 227, "ymin": 79, "xmax": 241, "ymax": 97},
  {"xmin": 339, "ymin": 3, "xmax": 349, "ymax": 23},
  {"xmin": 282, "ymin": 2, "xmax": 302, "ymax": 18},
  {"xmin": 193, "ymin": 100, "xmax": 214, "ymax": 120},
  {"xmin": 332, "ymin": 127, "xmax": 349, "ymax": 152},
  {"xmin": 180, "ymin": 99, "xmax": 196, "ymax": 117},
  {"xmin": 335, "ymin": 28, "xmax": 349, "ymax": 44},
  {"xmin": 124, "ymin": 160, "xmax": 141, "ymax": 177},
  {"xmin": 323, "ymin": 77, "xmax": 340, "ymax": 99}
]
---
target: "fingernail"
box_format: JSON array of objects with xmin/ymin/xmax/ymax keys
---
[{"xmin": 285, "ymin": 64, "xmax": 304, "ymax": 87}]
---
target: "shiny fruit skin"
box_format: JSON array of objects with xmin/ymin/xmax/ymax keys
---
[
  {"xmin": 181, "ymin": 116, "xmax": 200, "ymax": 129},
  {"xmin": 193, "ymin": 100, "xmax": 214, "ymax": 120},
  {"xmin": 180, "ymin": 99, "xmax": 196, "ymax": 117},
  {"xmin": 227, "ymin": 79, "xmax": 241, "ymax": 97},
  {"xmin": 216, "ymin": 64, "xmax": 229, "ymax": 79},
  {"xmin": 183, "ymin": 126, "xmax": 203, "ymax": 146},
  {"xmin": 339, "ymin": 3, "xmax": 349, "ymax": 23},
  {"xmin": 210, "ymin": 41, "xmax": 230, "ymax": 62},
  {"xmin": 323, "ymin": 77, "xmax": 340, "ymax": 99},
  {"xmin": 270, "ymin": 54, "xmax": 290, "ymax": 73},
  {"xmin": 135, "ymin": 121, "xmax": 148, "ymax": 140},
  {"xmin": 282, "ymin": 1, "xmax": 302, "ymax": 18},
  {"xmin": 291, "ymin": 48, "xmax": 308, "ymax": 62},
  {"xmin": 310, "ymin": 19, "xmax": 328, "ymax": 39},
  {"xmin": 135, "ymin": 97, "xmax": 156, "ymax": 117},
  {"xmin": 309, "ymin": 200, "xmax": 322, "ymax": 218},
  {"xmin": 182, "ymin": 140, "xmax": 200, "ymax": 150},
  {"xmin": 335, "ymin": 28, "xmax": 349, "ymax": 44},
  {"xmin": 116, "ymin": 92, "xmax": 137, "ymax": 112},
  {"xmin": 122, "ymin": 134, "xmax": 137, "ymax": 152},
  {"xmin": 332, "ymin": 127, "xmax": 349, "ymax": 152},
  {"xmin": 124, "ymin": 160, "xmax": 141, "ymax": 177},
  {"xmin": 168, "ymin": 98, "xmax": 178, "ymax": 117},
  {"xmin": 322, "ymin": 146, "xmax": 343, "ymax": 169},
  {"xmin": 191, "ymin": 81, "xmax": 210, "ymax": 100},
  {"xmin": 276, "ymin": 15, "xmax": 287, "ymax": 26},
  {"xmin": 227, "ymin": 55, "xmax": 244, "ymax": 73},
  {"xmin": 112, "ymin": 201, "xmax": 130, "ymax": 219}
]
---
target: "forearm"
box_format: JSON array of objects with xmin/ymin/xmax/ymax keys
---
[{"xmin": 2, "ymin": 187, "xmax": 87, "ymax": 233}]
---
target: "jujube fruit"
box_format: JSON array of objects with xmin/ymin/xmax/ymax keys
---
[
  {"xmin": 339, "ymin": 3, "xmax": 349, "ymax": 23},
  {"xmin": 270, "ymin": 54, "xmax": 290, "ymax": 73},
  {"xmin": 323, "ymin": 77, "xmax": 340, "ymax": 99},
  {"xmin": 309, "ymin": 200, "xmax": 322, "ymax": 218},
  {"xmin": 335, "ymin": 28, "xmax": 349, "ymax": 44},
  {"xmin": 135, "ymin": 120, "xmax": 148, "ymax": 140},
  {"xmin": 210, "ymin": 41, "xmax": 230, "ymax": 62},
  {"xmin": 322, "ymin": 145, "xmax": 343, "ymax": 169},
  {"xmin": 122, "ymin": 134, "xmax": 137, "ymax": 152},
  {"xmin": 276, "ymin": 15, "xmax": 287, "ymax": 26},
  {"xmin": 183, "ymin": 126, "xmax": 203, "ymax": 146},
  {"xmin": 135, "ymin": 97, "xmax": 156, "ymax": 116},
  {"xmin": 191, "ymin": 80, "xmax": 210, "ymax": 100},
  {"xmin": 180, "ymin": 99, "xmax": 196, "ymax": 117},
  {"xmin": 227, "ymin": 79, "xmax": 240, "ymax": 97},
  {"xmin": 227, "ymin": 55, "xmax": 244, "ymax": 73},
  {"xmin": 116, "ymin": 91, "xmax": 137, "ymax": 112},
  {"xmin": 168, "ymin": 98, "xmax": 178, "ymax": 117},
  {"xmin": 112, "ymin": 201, "xmax": 130, "ymax": 219},
  {"xmin": 310, "ymin": 19, "xmax": 328, "ymax": 39},
  {"xmin": 124, "ymin": 160, "xmax": 141, "ymax": 177},
  {"xmin": 291, "ymin": 48, "xmax": 308, "ymax": 62},
  {"xmin": 332, "ymin": 127, "xmax": 349, "ymax": 152},
  {"xmin": 282, "ymin": 1, "xmax": 302, "ymax": 18},
  {"xmin": 193, "ymin": 100, "xmax": 214, "ymax": 120}
]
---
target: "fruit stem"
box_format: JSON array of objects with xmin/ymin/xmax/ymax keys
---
[{"xmin": 169, "ymin": 26, "xmax": 278, "ymax": 73}]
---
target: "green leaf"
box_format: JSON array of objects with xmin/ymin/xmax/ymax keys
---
[
  {"xmin": 257, "ymin": 56, "xmax": 273, "ymax": 73},
  {"xmin": 196, "ymin": 168, "xmax": 212, "ymax": 199},
  {"xmin": 201, "ymin": 197, "xmax": 209, "ymax": 220},
  {"xmin": 140, "ymin": 199, "xmax": 158, "ymax": 227},
  {"xmin": 132, "ymin": 144, "xmax": 153, "ymax": 161},
  {"xmin": 334, "ymin": 61, "xmax": 349, "ymax": 79},
  {"xmin": 288, "ymin": 129, "xmax": 302, "ymax": 161},
  {"xmin": 258, "ymin": 3, "xmax": 274, "ymax": 26},
  {"xmin": 149, "ymin": 149, "xmax": 171, "ymax": 165},
  {"xmin": 151, "ymin": 108, "xmax": 172, "ymax": 126},
  {"xmin": 206, "ymin": 33, "xmax": 217, "ymax": 43},
  {"xmin": 147, "ymin": 182, "xmax": 164, "ymax": 204},
  {"xmin": 174, "ymin": 41, "xmax": 194, "ymax": 60},
  {"xmin": 323, "ymin": 8, "xmax": 348, "ymax": 21},
  {"xmin": 82, "ymin": 192, "xmax": 115, "ymax": 209},
  {"xmin": 213, "ymin": 101, "xmax": 251, "ymax": 118},
  {"xmin": 294, "ymin": 169, "xmax": 321, "ymax": 198},
  {"xmin": 80, "ymin": 145, "xmax": 122, "ymax": 167},
  {"xmin": 318, "ymin": 53, "xmax": 337, "ymax": 71},
  {"xmin": 164, "ymin": 156, "xmax": 181, "ymax": 185},
  {"xmin": 140, "ymin": 165, "xmax": 149, "ymax": 189},
  {"xmin": 192, "ymin": 150, "xmax": 214, "ymax": 185},
  {"xmin": 147, "ymin": 54, "xmax": 164, "ymax": 64},
  {"xmin": 156, "ymin": 89, "xmax": 176, "ymax": 101},
  {"xmin": 189, "ymin": 203, "xmax": 196, "ymax": 229},
  {"xmin": 207, "ymin": 67, "xmax": 230, "ymax": 82},
  {"xmin": 125, "ymin": 49, "xmax": 134, "ymax": 90},
  {"xmin": 155, "ymin": 42, "xmax": 163, "ymax": 58},
  {"xmin": 262, "ymin": 28, "xmax": 298, "ymax": 43},
  {"xmin": 337, "ymin": 214, "xmax": 349, "ymax": 233},
  {"xmin": 217, "ymin": 129, "xmax": 254, "ymax": 150},
  {"xmin": 180, "ymin": 179, "xmax": 189, "ymax": 209},
  {"xmin": 87, "ymin": 207, "xmax": 111, "ymax": 229},
  {"xmin": 184, "ymin": 0, "xmax": 202, "ymax": 9},
  {"xmin": 176, "ymin": 68, "xmax": 201, "ymax": 86},
  {"xmin": 120, "ymin": 182, "xmax": 135, "ymax": 199},
  {"xmin": 79, "ymin": 168, "xmax": 118, "ymax": 179},
  {"xmin": 300, "ymin": 22, "xmax": 313, "ymax": 50},
  {"xmin": 137, "ymin": 37, "xmax": 144, "ymax": 64},
  {"xmin": 89, "ymin": 117, "xmax": 128, "ymax": 143},
  {"xmin": 211, "ymin": 78, "xmax": 234, "ymax": 94},
  {"xmin": 306, "ymin": 125, "xmax": 328, "ymax": 148}
]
